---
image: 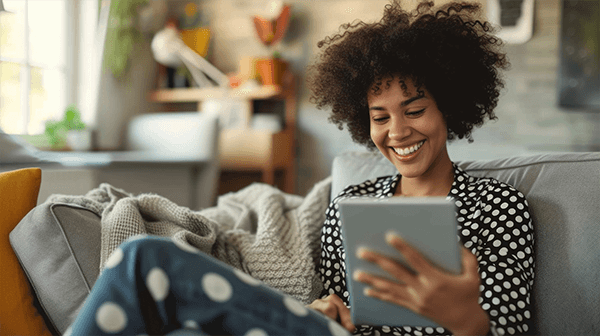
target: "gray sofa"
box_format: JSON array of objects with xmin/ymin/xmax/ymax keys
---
[
  {"xmin": 8, "ymin": 150, "xmax": 600, "ymax": 335},
  {"xmin": 332, "ymin": 151, "xmax": 600, "ymax": 336}
]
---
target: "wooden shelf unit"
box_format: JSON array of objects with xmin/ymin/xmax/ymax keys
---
[{"xmin": 148, "ymin": 81, "xmax": 297, "ymax": 194}]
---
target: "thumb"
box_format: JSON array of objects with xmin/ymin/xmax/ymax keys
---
[{"xmin": 461, "ymin": 247, "xmax": 479, "ymax": 275}]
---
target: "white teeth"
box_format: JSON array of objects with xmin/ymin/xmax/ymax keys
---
[{"xmin": 393, "ymin": 140, "xmax": 425, "ymax": 156}]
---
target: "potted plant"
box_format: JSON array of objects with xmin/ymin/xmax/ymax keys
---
[
  {"xmin": 252, "ymin": 2, "xmax": 291, "ymax": 86},
  {"xmin": 45, "ymin": 105, "xmax": 92, "ymax": 151}
]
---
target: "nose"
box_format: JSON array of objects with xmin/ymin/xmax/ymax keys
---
[{"xmin": 388, "ymin": 117, "xmax": 411, "ymax": 140}]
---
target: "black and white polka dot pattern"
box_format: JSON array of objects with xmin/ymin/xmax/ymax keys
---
[{"xmin": 319, "ymin": 165, "xmax": 535, "ymax": 336}]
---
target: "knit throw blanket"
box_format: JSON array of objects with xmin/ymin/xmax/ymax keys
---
[{"xmin": 46, "ymin": 178, "xmax": 331, "ymax": 304}]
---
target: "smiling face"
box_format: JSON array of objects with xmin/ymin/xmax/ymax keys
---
[{"xmin": 368, "ymin": 77, "xmax": 452, "ymax": 183}]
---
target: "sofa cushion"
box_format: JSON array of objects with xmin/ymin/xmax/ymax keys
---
[
  {"xmin": 10, "ymin": 202, "xmax": 102, "ymax": 334},
  {"xmin": 331, "ymin": 151, "xmax": 600, "ymax": 336},
  {"xmin": 459, "ymin": 152, "xmax": 600, "ymax": 336},
  {"xmin": 0, "ymin": 168, "xmax": 52, "ymax": 336}
]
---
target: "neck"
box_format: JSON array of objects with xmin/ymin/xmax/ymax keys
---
[{"xmin": 395, "ymin": 150, "xmax": 454, "ymax": 197}]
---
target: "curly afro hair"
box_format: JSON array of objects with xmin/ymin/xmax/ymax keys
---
[{"xmin": 307, "ymin": 1, "xmax": 509, "ymax": 149}]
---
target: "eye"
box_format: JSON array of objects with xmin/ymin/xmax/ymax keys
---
[
  {"xmin": 406, "ymin": 108, "xmax": 425, "ymax": 116},
  {"xmin": 372, "ymin": 116, "xmax": 389, "ymax": 123}
]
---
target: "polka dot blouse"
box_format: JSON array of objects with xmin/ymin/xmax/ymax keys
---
[{"xmin": 319, "ymin": 164, "xmax": 535, "ymax": 336}]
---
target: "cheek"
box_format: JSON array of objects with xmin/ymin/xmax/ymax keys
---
[
  {"xmin": 426, "ymin": 115, "xmax": 448, "ymax": 140},
  {"xmin": 370, "ymin": 124, "xmax": 382, "ymax": 144},
  {"xmin": 437, "ymin": 119, "xmax": 449, "ymax": 139}
]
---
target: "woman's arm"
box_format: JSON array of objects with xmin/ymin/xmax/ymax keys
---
[
  {"xmin": 471, "ymin": 184, "xmax": 535, "ymax": 335},
  {"xmin": 318, "ymin": 197, "xmax": 349, "ymax": 300}
]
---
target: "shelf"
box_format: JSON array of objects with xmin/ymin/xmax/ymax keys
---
[
  {"xmin": 148, "ymin": 85, "xmax": 287, "ymax": 103},
  {"xmin": 146, "ymin": 79, "xmax": 297, "ymax": 194}
]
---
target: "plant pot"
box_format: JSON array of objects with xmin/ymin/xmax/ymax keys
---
[
  {"xmin": 66, "ymin": 130, "xmax": 93, "ymax": 151},
  {"xmin": 256, "ymin": 58, "xmax": 288, "ymax": 86}
]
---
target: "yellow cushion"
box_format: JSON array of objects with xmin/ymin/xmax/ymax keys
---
[{"xmin": 0, "ymin": 168, "xmax": 51, "ymax": 335}]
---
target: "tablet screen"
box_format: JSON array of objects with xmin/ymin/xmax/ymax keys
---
[{"xmin": 338, "ymin": 197, "xmax": 462, "ymax": 327}]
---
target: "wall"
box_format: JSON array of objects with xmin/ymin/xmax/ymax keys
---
[
  {"xmin": 192, "ymin": 0, "xmax": 599, "ymax": 195},
  {"xmin": 140, "ymin": 0, "xmax": 599, "ymax": 196}
]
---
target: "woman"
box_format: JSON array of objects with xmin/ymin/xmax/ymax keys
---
[
  {"xmin": 307, "ymin": 1, "xmax": 534, "ymax": 335},
  {"xmin": 68, "ymin": 1, "xmax": 533, "ymax": 335}
]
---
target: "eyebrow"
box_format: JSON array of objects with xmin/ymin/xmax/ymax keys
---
[
  {"xmin": 400, "ymin": 95, "xmax": 425, "ymax": 107},
  {"xmin": 369, "ymin": 95, "xmax": 425, "ymax": 111}
]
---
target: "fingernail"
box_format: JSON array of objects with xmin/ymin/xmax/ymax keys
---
[
  {"xmin": 385, "ymin": 231, "xmax": 401, "ymax": 244},
  {"xmin": 353, "ymin": 270, "xmax": 363, "ymax": 281},
  {"xmin": 363, "ymin": 287, "xmax": 372, "ymax": 296},
  {"xmin": 356, "ymin": 247, "xmax": 368, "ymax": 258},
  {"xmin": 407, "ymin": 286, "xmax": 418, "ymax": 298}
]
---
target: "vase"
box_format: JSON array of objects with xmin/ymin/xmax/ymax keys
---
[
  {"xmin": 66, "ymin": 130, "xmax": 93, "ymax": 151},
  {"xmin": 181, "ymin": 27, "xmax": 211, "ymax": 57}
]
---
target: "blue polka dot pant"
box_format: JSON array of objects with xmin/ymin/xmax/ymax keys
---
[{"xmin": 67, "ymin": 236, "xmax": 349, "ymax": 336}]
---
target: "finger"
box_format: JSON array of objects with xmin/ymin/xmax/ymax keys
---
[
  {"xmin": 364, "ymin": 287, "xmax": 420, "ymax": 313},
  {"xmin": 357, "ymin": 247, "xmax": 418, "ymax": 284},
  {"xmin": 461, "ymin": 246, "xmax": 479, "ymax": 276},
  {"xmin": 310, "ymin": 300, "xmax": 333, "ymax": 319},
  {"xmin": 385, "ymin": 232, "xmax": 434, "ymax": 275},
  {"xmin": 353, "ymin": 270, "xmax": 407, "ymax": 291},
  {"xmin": 309, "ymin": 298, "xmax": 339, "ymax": 320},
  {"xmin": 337, "ymin": 308, "xmax": 356, "ymax": 333},
  {"xmin": 354, "ymin": 270, "xmax": 414, "ymax": 303},
  {"xmin": 326, "ymin": 295, "xmax": 356, "ymax": 332}
]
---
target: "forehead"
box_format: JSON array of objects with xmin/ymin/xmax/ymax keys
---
[{"xmin": 367, "ymin": 77, "xmax": 421, "ymax": 103}]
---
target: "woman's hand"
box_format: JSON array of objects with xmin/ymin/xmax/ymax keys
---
[
  {"xmin": 355, "ymin": 232, "xmax": 490, "ymax": 336},
  {"xmin": 307, "ymin": 294, "xmax": 356, "ymax": 333}
]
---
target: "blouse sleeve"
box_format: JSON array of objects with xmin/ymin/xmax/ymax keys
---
[
  {"xmin": 471, "ymin": 182, "xmax": 535, "ymax": 336},
  {"xmin": 318, "ymin": 195, "xmax": 352, "ymax": 306}
]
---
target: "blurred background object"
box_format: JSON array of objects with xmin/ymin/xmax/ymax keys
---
[
  {"xmin": 103, "ymin": 0, "xmax": 149, "ymax": 78},
  {"xmin": 0, "ymin": 0, "xmax": 69, "ymax": 135},
  {"xmin": 3, "ymin": 0, "xmax": 600, "ymax": 197},
  {"xmin": 487, "ymin": 0, "xmax": 535, "ymax": 44},
  {"xmin": 557, "ymin": 0, "xmax": 599, "ymax": 111},
  {"xmin": 150, "ymin": 19, "xmax": 227, "ymax": 88},
  {"xmin": 253, "ymin": 0, "xmax": 291, "ymax": 48},
  {"xmin": 136, "ymin": 0, "xmax": 168, "ymax": 34},
  {"xmin": 252, "ymin": 1, "xmax": 292, "ymax": 86}
]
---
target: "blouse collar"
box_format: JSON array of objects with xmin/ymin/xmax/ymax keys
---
[{"xmin": 386, "ymin": 163, "xmax": 469, "ymax": 198}]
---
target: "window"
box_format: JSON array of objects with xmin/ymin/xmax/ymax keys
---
[{"xmin": 0, "ymin": 0, "xmax": 73, "ymax": 135}]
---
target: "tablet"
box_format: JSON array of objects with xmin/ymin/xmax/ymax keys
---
[{"xmin": 338, "ymin": 197, "xmax": 462, "ymax": 327}]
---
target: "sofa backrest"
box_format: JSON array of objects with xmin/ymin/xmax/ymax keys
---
[{"xmin": 331, "ymin": 151, "xmax": 600, "ymax": 336}]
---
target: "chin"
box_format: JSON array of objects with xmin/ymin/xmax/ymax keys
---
[{"xmin": 393, "ymin": 164, "xmax": 429, "ymax": 179}]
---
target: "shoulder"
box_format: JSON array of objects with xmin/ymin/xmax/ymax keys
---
[
  {"xmin": 452, "ymin": 167, "xmax": 527, "ymax": 202},
  {"xmin": 473, "ymin": 176, "xmax": 528, "ymax": 209},
  {"xmin": 453, "ymin": 168, "xmax": 530, "ymax": 221},
  {"xmin": 332, "ymin": 174, "xmax": 398, "ymax": 203}
]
